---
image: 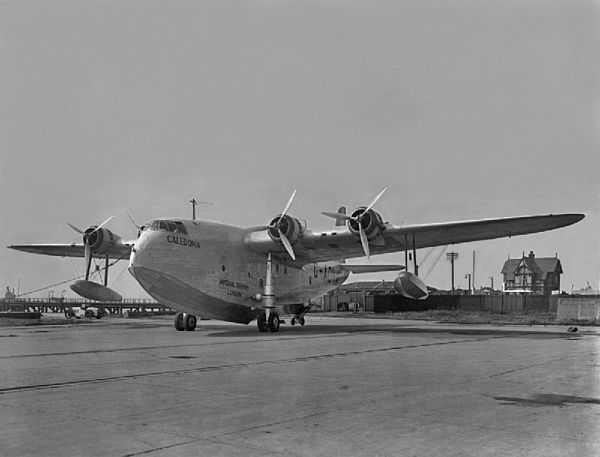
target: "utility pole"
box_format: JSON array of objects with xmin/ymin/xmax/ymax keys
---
[
  {"xmin": 446, "ymin": 252, "xmax": 459, "ymax": 294},
  {"xmin": 472, "ymin": 250, "xmax": 476, "ymax": 294}
]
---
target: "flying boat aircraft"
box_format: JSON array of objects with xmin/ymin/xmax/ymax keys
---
[{"xmin": 8, "ymin": 189, "xmax": 584, "ymax": 332}]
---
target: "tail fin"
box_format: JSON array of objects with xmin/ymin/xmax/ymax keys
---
[{"xmin": 335, "ymin": 206, "xmax": 346, "ymax": 227}]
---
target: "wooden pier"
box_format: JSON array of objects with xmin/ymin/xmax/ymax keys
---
[{"xmin": 0, "ymin": 298, "xmax": 174, "ymax": 315}]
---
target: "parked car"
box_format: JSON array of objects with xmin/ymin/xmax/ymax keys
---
[{"xmin": 65, "ymin": 305, "xmax": 105, "ymax": 319}]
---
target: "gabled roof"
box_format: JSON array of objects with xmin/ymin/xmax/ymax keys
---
[{"xmin": 501, "ymin": 255, "xmax": 562, "ymax": 281}]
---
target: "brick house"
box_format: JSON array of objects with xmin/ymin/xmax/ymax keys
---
[{"xmin": 501, "ymin": 251, "xmax": 562, "ymax": 295}]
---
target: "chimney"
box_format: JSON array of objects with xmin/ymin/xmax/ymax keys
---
[{"xmin": 529, "ymin": 251, "xmax": 535, "ymax": 260}]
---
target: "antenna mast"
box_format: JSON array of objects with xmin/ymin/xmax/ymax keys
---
[{"xmin": 190, "ymin": 199, "xmax": 197, "ymax": 220}]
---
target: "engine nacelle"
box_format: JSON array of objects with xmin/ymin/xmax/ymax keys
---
[
  {"xmin": 348, "ymin": 207, "xmax": 384, "ymax": 240},
  {"xmin": 83, "ymin": 226, "xmax": 120, "ymax": 255},
  {"xmin": 394, "ymin": 272, "xmax": 429, "ymax": 300},
  {"xmin": 268, "ymin": 214, "xmax": 303, "ymax": 245}
]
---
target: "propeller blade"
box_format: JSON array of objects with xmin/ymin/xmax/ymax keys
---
[
  {"xmin": 125, "ymin": 211, "xmax": 141, "ymax": 230},
  {"xmin": 66, "ymin": 222, "xmax": 85, "ymax": 234},
  {"xmin": 363, "ymin": 187, "xmax": 388, "ymax": 215},
  {"xmin": 321, "ymin": 211, "xmax": 354, "ymax": 221},
  {"xmin": 83, "ymin": 215, "xmax": 115, "ymax": 236},
  {"xmin": 359, "ymin": 224, "xmax": 370, "ymax": 258},
  {"xmin": 281, "ymin": 190, "xmax": 297, "ymax": 219},
  {"xmin": 95, "ymin": 215, "xmax": 114, "ymax": 231},
  {"xmin": 278, "ymin": 229, "xmax": 296, "ymax": 260},
  {"xmin": 272, "ymin": 190, "xmax": 297, "ymax": 228}
]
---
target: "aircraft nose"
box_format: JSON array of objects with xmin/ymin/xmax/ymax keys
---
[{"xmin": 128, "ymin": 230, "xmax": 156, "ymax": 277}]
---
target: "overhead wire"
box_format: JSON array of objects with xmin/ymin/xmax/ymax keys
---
[{"xmin": 17, "ymin": 254, "xmax": 129, "ymax": 297}]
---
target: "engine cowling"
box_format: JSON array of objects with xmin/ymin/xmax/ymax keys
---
[
  {"xmin": 268, "ymin": 214, "xmax": 303, "ymax": 245},
  {"xmin": 394, "ymin": 272, "xmax": 429, "ymax": 300},
  {"xmin": 83, "ymin": 226, "xmax": 120, "ymax": 255},
  {"xmin": 348, "ymin": 207, "xmax": 384, "ymax": 240}
]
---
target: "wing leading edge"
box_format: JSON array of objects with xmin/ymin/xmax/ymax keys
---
[
  {"xmin": 7, "ymin": 243, "xmax": 133, "ymax": 260},
  {"xmin": 245, "ymin": 213, "xmax": 584, "ymax": 264}
]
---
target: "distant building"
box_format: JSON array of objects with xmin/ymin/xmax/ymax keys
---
[{"xmin": 501, "ymin": 251, "xmax": 562, "ymax": 295}]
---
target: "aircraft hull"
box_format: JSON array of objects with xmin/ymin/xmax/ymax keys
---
[{"xmin": 129, "ymin": 222, "xmax": 349, "ymax": 324}]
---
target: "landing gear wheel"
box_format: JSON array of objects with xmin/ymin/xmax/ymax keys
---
[
  {"xmin": 268, "ymin": 313, "xmax": 280, "ymax": 333},
  {"xmin": 257, "ymin": 313, "xmax": 268, "ymax": 333},
  {"xmin": 291, "ymin": 317, "xmax": 296, "ymax": 326},
  {"xmin": 299, "ymin": 316, "xmax": 305, "ymax": 326},
  {"xmin": 184, "ymin": 314, "xmax": 197, "ymax": 331},
  {"xmin": 174, "ymin": 312, "xmax": 184, "ymax": 331}
]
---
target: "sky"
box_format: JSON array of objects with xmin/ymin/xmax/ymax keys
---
[{"xmin": 1, "ymin": 0, "xmax": 599, "ymax": 299}]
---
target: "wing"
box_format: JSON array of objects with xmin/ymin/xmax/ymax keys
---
[
  {"xmin": 244, "ymin": 213, "xmax": 584, "ymax": 264},
  {"xmin": 8, "ymin": 242, "xmax": 133, "ymax": 260}
]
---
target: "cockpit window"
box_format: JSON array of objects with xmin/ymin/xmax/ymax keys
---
[{"xmin": 145, "ymin": 220, "xmax": 188, "ymax": 235}]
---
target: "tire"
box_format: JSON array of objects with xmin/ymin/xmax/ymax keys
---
[
  {"xmin": 257, "ymin": 313, "xmax": 268, "ymax": 332},
  {"xmin": 299, "ymin": 316, "xmax": 305, "ymax": 326},
  {"xmin": 291, "ymin": 318, "xmax": 296, "ymax": 326},
  {"xmin": 174, "ymin": 312, "xmax": 184, "ymax": 331},
  {"xmin": 85, "ymin": 310, "xmax": 93, "ymax": 319},
  {"xmin": 65, "ymin": 310, "xmax": 72, "ymax": 319},
  {"xmin": 268, "ymin": 313, "xmax": 280, "ymax": 333},
  {"xmin": 184, "ymin": 314, "xmax": 197, "ymax": 331}
]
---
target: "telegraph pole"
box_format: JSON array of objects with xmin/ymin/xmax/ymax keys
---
[
  {"xmin": 446, "ymin": 252, "xmax": 458, "ymax": 294},
  {"xmin": 472, "ymin": 250, "xmax": 476, "ymax": 294}
]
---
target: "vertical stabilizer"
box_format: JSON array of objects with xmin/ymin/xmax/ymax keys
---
[{"xmin": 335, "ymin": 206, "xmax": 346, "ymax": 227}]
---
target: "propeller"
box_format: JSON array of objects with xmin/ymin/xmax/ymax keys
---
[
  {"xmin": 270, "ymin": 190, "xmax": 297, "ymax": 260},
  {"xmin": 124, "ymin": 211, "xmax": 141, "ymax": 231},
  {"xmin": 322, "ymin": 187, "xmax": 388, "ymax": 258},
  {"xmin": 66, "ymin": 216, "xmax": 114, "ymax": 280}
]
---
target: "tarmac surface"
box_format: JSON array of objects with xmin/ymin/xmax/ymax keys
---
[{"xmin": 1, "ymin": 315, "xmax": 599, "ymax": 456}]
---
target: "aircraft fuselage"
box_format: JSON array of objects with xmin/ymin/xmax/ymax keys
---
[{"xmin": 128, "ymin": 219, "xmax": 349, "ymax": 324}]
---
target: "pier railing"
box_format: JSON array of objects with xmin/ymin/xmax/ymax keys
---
[{"xmin": 0, "ymin": 298, "xmax": 175, "ymax": 314}]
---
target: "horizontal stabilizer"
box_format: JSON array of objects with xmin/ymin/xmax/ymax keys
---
[{"xmin": 340, "ymin": 264, "xmax": 405, "ymax": 274}]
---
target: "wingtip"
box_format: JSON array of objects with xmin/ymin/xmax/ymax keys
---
[{"xmin": 563, "ymin": 213, "xmax": 585, "ymax": 225}]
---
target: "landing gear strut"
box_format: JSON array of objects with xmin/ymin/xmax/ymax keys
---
[
  {"xmin": 174, "ymin": 312, "xmax": 198, "ymax": 331},
  {"xmin": 256, "ymin": 253, "xmax": 280, "ymax": 333}
]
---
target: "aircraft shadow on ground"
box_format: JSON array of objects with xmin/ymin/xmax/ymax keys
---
[{"xmin": 202, "ymin": 323, "xmax": 574, "ymax": 339}]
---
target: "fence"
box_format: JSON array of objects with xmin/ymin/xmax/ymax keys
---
[{"xmin": 318, "ymin": 292, "xmax": 562, "ymax": 313}]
